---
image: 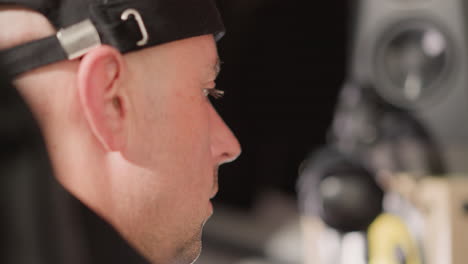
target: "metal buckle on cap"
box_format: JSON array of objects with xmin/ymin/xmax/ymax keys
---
[
  {"xmin": 57, "ymin": 19, "xmax": 102, "ymax": 60},
  {"xmin": 121, "ymin": 9, "xmax": 149, "ymax": 47}
]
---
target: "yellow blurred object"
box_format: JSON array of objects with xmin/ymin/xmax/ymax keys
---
[{"xmin": 368, "ymin": 213, "xmax": 421, "ymax": 264}]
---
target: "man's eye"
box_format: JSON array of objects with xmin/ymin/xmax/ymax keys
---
[{"xmin": 203, "ymin": 88, "xmax": 224, "ymax": 99}]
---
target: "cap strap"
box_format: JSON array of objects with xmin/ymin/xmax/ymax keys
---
[
  {"xmin": 0, "ymin": 36, "xmax": 66, "ymax": 79},
  {"xmin": 0, "ymin": 14, "xmax": 138, "ymax": 79}
]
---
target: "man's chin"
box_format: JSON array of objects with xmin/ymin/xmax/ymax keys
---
[
  {"xmin": 130, "ymin": 218, "xmax": 206, "ymax": 264},
  {"xmin": 187, "ymin": 245, "xmax": 202, "ymax": 264},
  {"xmin": 157, "ymin": 224, "xmax": 204, "ymax": 264},
  {"xmin": 173, "ymin": 239, "xmax": 202, "ymax": 264},
  {"xmin": 138, "ymin": 240, "xmax": 201, "ymax": 264}
]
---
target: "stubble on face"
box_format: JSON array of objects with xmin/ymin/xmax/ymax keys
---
[
  {"xmin": 174, "ymin": 223, "xmax": 205, "ymax": 264},
  {"xmin": 138, "ymin": 219, "xmax": 204, "ymax": 264}
]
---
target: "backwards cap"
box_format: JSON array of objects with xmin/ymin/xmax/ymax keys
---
[{"xmin": 0, "ymin": 0, "xmax": 225, "ymax": 78}]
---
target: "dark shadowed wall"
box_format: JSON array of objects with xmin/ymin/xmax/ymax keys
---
[{"xmin": 213, "ymin": 0, "xmax": 349, "ymax": 209}]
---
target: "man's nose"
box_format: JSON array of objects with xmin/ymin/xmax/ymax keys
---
[{"xmin": 209, "ymin": 106, "xmax": 241, "ymax": 165}]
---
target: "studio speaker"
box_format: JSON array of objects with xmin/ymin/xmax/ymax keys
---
[{"xmin": 350, "ymin": 0, "xmax": 468, "ymax": 172}]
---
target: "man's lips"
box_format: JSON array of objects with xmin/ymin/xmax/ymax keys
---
[{"xmin": 210, "ymin": 168, "xmax": 219, "ymax": 199}]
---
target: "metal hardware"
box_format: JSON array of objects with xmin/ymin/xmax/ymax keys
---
[
  {"xmin": 57, "ymin": 19, "xmax": 101, "ymax": 60},
  {"xmin": 121, "ymin": 9, "xmax": 149, "ymax": 47}
]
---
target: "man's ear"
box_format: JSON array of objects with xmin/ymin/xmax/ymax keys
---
[{"xmin": 77, "ymin": 45, "xmax": 127, "ymax": 152}]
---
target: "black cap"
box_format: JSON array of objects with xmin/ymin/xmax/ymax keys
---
[{"xmin": 0, "ymin": 0, "xmax": 225, "ymax": 78}]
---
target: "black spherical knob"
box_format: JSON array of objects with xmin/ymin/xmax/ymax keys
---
[
  {"xmin": 297, "ymin": 147, "xmax": 384, "ymax": 233},
  {"xmin": 318, "ymin": 169, "xmax": 384, "ymax": 232}
]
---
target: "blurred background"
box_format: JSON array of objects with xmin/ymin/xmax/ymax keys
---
[
  {"xmin": 4, "ymin": 0, "xmax": 468, "ymax": 263},
  {"xmin": 203, "ymin": 0, "xmax": 468, "ymax": 263}
]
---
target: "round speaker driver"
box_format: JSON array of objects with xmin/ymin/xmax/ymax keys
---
[{"xmin": 374, "ymin": 20, "xmax": 454, "ymax": 108}]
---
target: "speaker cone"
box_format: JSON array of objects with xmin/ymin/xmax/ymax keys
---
[{"xmin": 374, "ymin": 19, "xmax": 454, "ymax": 108}]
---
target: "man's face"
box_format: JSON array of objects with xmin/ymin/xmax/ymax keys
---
[{"xmin": 105, "ymin": 35, "xmax": 241, "ymax": 263}]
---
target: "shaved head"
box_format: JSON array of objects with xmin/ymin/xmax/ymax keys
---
[
  {"xmin": 0, "ymin": 4, "xmax": 241, "ymax": 264},
  {"xmin": 0, "ymin": 6, "xmax": 55, "ymax": 50}
]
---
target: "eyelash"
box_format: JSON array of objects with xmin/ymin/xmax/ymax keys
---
[{"xmin": 203, "ymin": 88, "xmax": 225, "ymax": 99}]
